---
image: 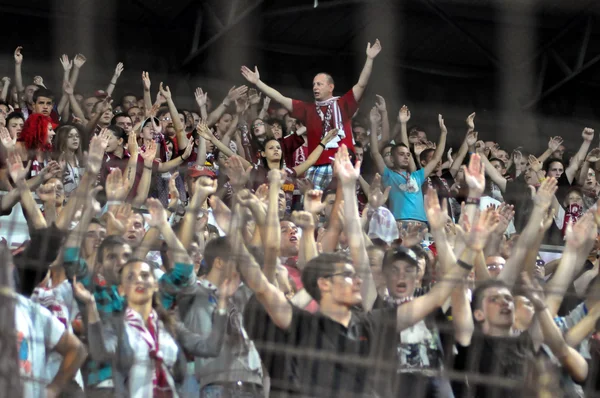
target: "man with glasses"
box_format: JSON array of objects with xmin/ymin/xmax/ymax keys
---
[{"xmin": 485, "ymin": 255, "xmax": 506, "ymax": 278}]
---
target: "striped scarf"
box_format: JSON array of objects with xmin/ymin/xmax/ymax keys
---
[{"xmin": 315, "ymin": 97, "xmax": 345, "ymax": 149}]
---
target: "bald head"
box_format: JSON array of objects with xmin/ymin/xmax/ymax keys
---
[{"xmin": 312, "ymin": 73, "xmax": 335, "ymax": 101}]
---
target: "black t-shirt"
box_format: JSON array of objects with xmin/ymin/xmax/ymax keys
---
[
  {"xmin": 244, "ymin": 295, "xmax": 397, "ymax": 398},
  {"xmin": 452, "ymin": 332, "xmax": 537, "ymax": 398}
]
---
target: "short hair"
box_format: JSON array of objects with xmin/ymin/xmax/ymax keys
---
[
  {"xmin": 97, "ymin": 235, "xmax": 128, "ymax": 264},
  {"xmin": 111, "ymin": 113, "xmax": 132, "ymax": 125},
  {"xmin": 543, "ymin": 158, "xmax": 564, "ymax": 173},
  {"xmin": 382, "ymin": 246, "xmax": 419, "ymax": 271},
  {"xmin": 6, "ymin": 111, "xmax": 24, "ymax": 125},
  {"xmin": 472, "ymin": 279, "xmax": 510, "ymax": 312},
  {"xmin": 314, "ymin": 72, "xmax": 334, "ymax": 85},
  {"xmin": 119, "ymin": 258, "xmax": 154, "ymax": 281},
  {"xmin": 203, "ymin": 237, "xmax": 232, "ymax": 275},
  {"xmin": 107, "ymin": 125, "xmax": 126, "ymax": 142},
  {"xmin": 120, "ymin": 93, "xmax": 137, "ymax": 105},
  {"xmin": 408, "ymin": 125, "xmax": 425, "ymax": 136},
  {"xmin": 392, "ymin": 143, "xmax": 409, "ymax": 154},
  {"xmin": 419, "ymin": 148, "xmax": 435, "ymax": 164},
  {"xmin": 489, "ymin": 158, "xmax": 506, "ymax": 169},
  {"xmin": 301, "ymin": 252, "xmax": 352, "ymax": 302},
  {"xmin": 33, "ymin": 88, "xmax": 55, "ymax": 103},
  {"xmin": 156, "ymin": 107, "xmax": 170, "ymax": 119},
  {"xmin": 354, "ymin": 142, "xmax": 364, "ymax": 149}
]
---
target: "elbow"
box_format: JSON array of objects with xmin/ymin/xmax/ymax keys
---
[
  {"xmin": 454, "ymin": 324, "xmax": 474, "ymax": 347},
  {"xmin": 75, "ymin": 342, "xmax": 88, "ymax": 369}
]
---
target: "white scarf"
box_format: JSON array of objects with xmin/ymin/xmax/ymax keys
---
[{"xmin": 315, "ymin": 97, "xmax": 345, "ymax": 149}]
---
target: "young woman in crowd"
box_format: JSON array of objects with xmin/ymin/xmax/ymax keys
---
[{"xmin": 53, "ymin": 125, "xmax": 83, "ymax": 195}]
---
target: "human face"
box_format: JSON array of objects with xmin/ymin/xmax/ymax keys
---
[
  {"xmin": 83, "ymin": 223, "xmax": 106, "ymax": 259},
  {"xmin": 586, "ymin": 169, "xmax": 597, "ymax": 188},
  {"xmin": 280, "ymin": 221, "xmax": 299, "ymax": 256},
  {"xmin": 66, "ymin": 128, "xmax": 80, "ymax": 151},
  {"xmin": 252, "ymin": 119, "xmax": 267, "ymax": 139},
  {"xmin": 422, "ymin": 150, "xmax": 441, "ymax": 172},
  {"xmin": 486, "ymin": 256, "xmax": 506, "ymax": 278},
  {"xmin": 475, "ymin": 287, "xmax": 515, "ymax": 330},
  {"xmin": 490, "ymin": 160, "xmax": 504, "ymax": 175},
  {"xmin": 384, "ymin": 260, "xmax": 418, "ymax": 299},
  {"xmin": 188, "ymin": 242, "xmax": 203, "ymax": 274},
  {"xmin": 121, "ymin": 261, "xmax": 157, "ymax": 305},
  {"xmin": 105, "ymin": 131, "xmax": 122, "ymax": 153},
  {"xmin": 353, "ymin": 127, "xmax": 368, "ymax": 146},
  {"xmin": 547, "ymin": 161, "xmax": 564, "ymax": 179},
  {"xmin": 100, "ymin": 243, "xmax": 133, "ymax": 284},
  {"xmin": 122, "ymin": 95, "xmax": 137, "ymax": 111},
  {"xmin": 261, "ymin": 140, "xmax": 282, "ymax": 162},
  {"xmin": 514, "ymin": 295, "xmax": 535, "ymax": 330},
  {"xmin": 312, "ymin": 73, "xmax": 334, "ymax": 101},
  {"xmin": 355, "ymin": 147, "xmax": 364, "ymax": 163},
  {"xmin": 83, "ymin": 97, "xmax": 98, "ymax": 118},
  {"xmin": 47, "ymin": 123, "xmax": 56, "ymax": 144},
  {"xmin": 127, "ymin": 106, "xmax": 144, "ymax": 125},
  {"xmin": 524, "ymin": 167, "xmax": 540, "ymax": 185},
  {"xmin": 115, "ymin": 116, "xmax": 133, "ymax": 134},
  {"xmin": 393, "ymin": 146, "xmax": 412, "ymax": 169},
  {"xmin": 123, "ymin": 213, "xmax": 146, "ymax": 246},
  {"xmin": 323, "ymin": 193, "xmax": 336, "ymax": 218},
  {"xmin": 496, "ymin": 150, "xmax": 509, "ymax": 164},
  {"xmin": 284, "ymin": 115, "xmax": 297, "ymax": 132},
  {"xmin": 322, "ymin": 263, "xmax": 362, "ymax": 306},
  {"xmin": 8, "ymin": 117, "xmax": 24, "ymax": 139},
  {"xmin": 34, "ymin": 96, "xmax": 53, "ymax": 116},
  {"xmin": 216, "ymin": 113, "xmax": 233, "ymax": 134},
  {"xmin": 566, "ymin": 191, "xmax": 584, "ymax": 208},
  {"xmin": 24, "ymin": 85, "xmax": 37, "ymax": 104},
  {"xmin": 271, "ymin": 122, "xmax": 283, "ymax": 140},
  {"xmin": 48, "ymin": 177, "xmax": 64, "ymax": 205},
  {"xmin": 409, "ymin": 131, "xmax": 427, "ymax": 145},
  {"xmin": 160, "ymin": 112, "xmax": 175, "ymax": 136},
  {"xmin": 382, "ymin": 146, "xmax": 393, "ymax": 168},
  {"xmin": 552, "ymin": 145, "xmax": 565, "ymax": 159},
  {"xmin": 192, "ymin": 112, "xmax": 201, "ymax": 126},
  {"xmin": 99, "ymin": 107, "xmax": 113, "ymax": 125}
]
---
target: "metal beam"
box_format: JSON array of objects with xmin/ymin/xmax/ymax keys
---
[
  {"xmin": 228, "ymin": 0, "xmax": 239, "ymax": 25},
  {"xmin": 548, "ymin": 48, "xmax": 572, "ymax": 76},
  {"xmin": 263, "ymin": 0, "xmax": 383, "ymax": 17},
  {"xmin": 576, "ymin": 15, "xmax": 593, "ymax": 70},
  {"xmin": 203, "ymin": 3, "xmax": 224, "ymax": 31},
  {"xmin": 536, "ymin": 54, "xmax": 548, "ymax": 97},
  {"xmin": 523, "ymin": 52, "xmax": 600, "ymax": 109},
  {"xmin": 190, "ymin": 7, "xmax": 204, "ymax": 54},
  {"xmin": 182, "ymin": 0, "xmax": 264, "ymax": 66},
  {"xmin": 420, "ymin": 0, "xmax": 502, "ymax": 68}
]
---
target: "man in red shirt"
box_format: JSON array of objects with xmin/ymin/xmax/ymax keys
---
[{"xmin": 241, "ymin": 39, "xmax": 382, "ymax": 190}]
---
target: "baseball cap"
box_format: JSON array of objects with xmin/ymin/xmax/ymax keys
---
[
  {"xmin": 382, "ymin": 246, "xmax": 419, "ymax": 268},
  {"xmin": 94, "ymin": 90, "xmax": 108, "ymax": 99},
  {"xmin": 188, "ymin": 165, "xmax": 216, "ymax": 179}
]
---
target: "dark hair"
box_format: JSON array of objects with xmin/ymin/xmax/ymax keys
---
[
  {"xmin": 53, "ymin": 125, "xmax": 82, "ymax": 159},
  {"xmin": 392, "ymin": 143, "xmax": 409, "ymax": 155},
  {"xmin": 203, "ymin": 237, "xmax": 232, "ymax": 275},
  {"xmin": 489, "ymin": 157, "xmax": 506, "ymax": 169},
  {"xmin": 472, "ymin": 279, "xmax": 510, "ymax": 313},
  {"xmin": 543, "ymin": 158, "xmax": 564, "ymax": 173},
  {"xmin": 419, "ymin": 148, "xmax": 435, "ymax": 164},
  {"xmin": 97, "ymin": 235, "xmax": 128, "ymax": 264},
  {"xmin": 33, "ymin": 88, "xmax": 55, "ymax": 103},
  {"xmin": 259, "ymin": 136, "xmax": 284, "ymax": 170},
  {"xmin": 354, "ymin": 142, "xmax": 364, "ymax": 149},
  {"xmin": 207, "ymin": 224, "xmax": 219, "ymax": 236},
  {"xmin": 111, "ymin": 113, "xmax": 132, "ymax": 126},
  {"xmin": 156, "ymin": 107, "xmax": 170, "ymax": 119},
  {"xmin": 301, "ymin": 252, "xmax": 352, "ymax": 302},
  {"xmin": 6, "ymin": 112, "xmax": 24, "ymax": 126},
  {"xmin": 408, "ymin": 125, "xmax": 425, "ymax": 136},
  {"xmin": 382, "ymin": 246, "xmax": 419, "ymax": 271},
  {"xmin": 120, "ymin": 93, "xmax": 137, "ymax": 106},
  {"xmin": 92, "ymin": 100, "xmax": 110, "ymax": 114},
  {"xmin": 107, "ymin": 125, "xmax": 126, "ymax": 143},
  {"xmin": 89, "ymin": 217, "xmax": 105, "ymax": 227}
]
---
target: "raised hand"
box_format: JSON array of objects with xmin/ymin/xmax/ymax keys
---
[
  {"xmin": 196, "ymin": 121, "xmax": 214, "ymax": 141},
  {"xmin": 369, "ymin": 107, "xmax": 381, "ymax": 125},
  {"xmin": 146, "ymin": 198, "xmax": 168, "ymax": 228},
  {"xmin": 465, "ymin": 131, "xmax": 478, "ymax": 147},
  {"xmin": 321, "ymin": 128, "xmax": 339, "ymax": 146},
  {"xmin": 475, "ymin": 140, "xmax": 485, "ymax": 155},
  {"xmin": 334, "ymin": 144, "xmax": 361, "ymax": 186},
  {"xmin": 33, "ymin": 76, "xmax": 45, "ymax": 88},
  {"xmin": 548, "ymin": 136, "xmax": 563, "ymax": 152},
  {"xmin": 141, "ymin": 141, "xmax": 157, "ymax": 165},
  {"xmin": 533, "ymin": 177, "xmax": 557, "ymax": 211},
  {"xmin": 14, "ymin": 46, "xmax": 23, "ymax": 65},
  {"xmin": 582, "ymin": 127, "xmax": 595, "ymax": 142},
  {"xmin": 105, "ymin": 168, "xmax": 130, "ymax": 202},
  {"xmin": 368, "ymin": 173, "xmax": 391, "ymax": 209},
  {"xmin": 248, "ymin": 88, "xmax": 261, "ymax": 105},
  {"xmin": 466, "ymin": 112, "xmax": 476, "ymax": 131},
  {"xmin": 0, "ymin": 126, "xmax": 16, "ymax": 151},
  {"xmin": 262, "ymin": 96, "xmax": 271, "ymax": 109},
  {"xmin": 73, "ymin": 54, "xmax": 87, "ymax": 68},
  {"xmin": 194, "ymin": 87, "xmax": 208, "ymax": 108},
  {"xmin": 438, "ymin": 114, "xmax": 447, "ymax": 135},
  {"xmin": 235, "ymin": 95, "xmax": 249, "ymax": 115},
  {"xmin": 227, "ymin": 85, "xmax": 249, "ymax": 103},
  {"xmin": 413, "ymin": 142, "xmax": 427, "ymax": 157},
  {"xmin": 464, "ymin": 153, "xmax": 485, "ymax": 197},
  {"xmin": 267, "ymin": 168, "xmax": 286, "ymax": 189},
  {"xmin": 223, "ymin": 155, "xmax": 252, "ymax": 188},
  {"xmin": 99, "ymin": 96, "xmax": 113, "ymax": 113},
  {"xmin": 7, "ymin": 152, "xmax": 29, "ymax": 183},
  {"xmin": 464, "ymin": 208, "xmax": 499, "ymax": 251},
  {"xmin": 303, "ymin": 189, "xmax": 326, "ymax": 215},
  {"xmin": 41, "ymin": 161, "xmax": 62, "ymax": 182},
  {"xmin": 520, "ymin": 272, "xmax": 546, "ymax": 310},
  {"xmin": 106, "ymin": 203, "xmax": 132, "ymax": 235},
  {"xmin": 127, "ymin": 129, "xmax": 139, "ymax": 156},
  {"xmin": 528, "ymin": 155, "xmax": 543, "ymax": 173},
  {"xmin": 63, "ymin": 81, "xmax": 74, "ymax": 96},
  {"xmin": 114, "ymin": 62, "xmax": 124, "ymax": 79},
  {"xmin": 72, "ymin": 276, "xmax": 93, "ymax": 304},
  {"xmin": 398, "ymin": 105, "xmax": 411, "ymax": 123},
  {"xmin": 424, "ymin": 188, "xmax": 448, "ymax": 231},
  {"xmin": 366, "ymin": 39, "xmax": 382, "ymax": 59},
  {"xmin": 240, "ymin": 66, "xmax": 260, "ymax": 85},
  {"xmin": 36, "ymin": 181, "xmax": 57, "ymax": 203},
  {"xmin": 296, "ymin": 178, "xmax": 313, "ymax": 195},
  {"xmin": 159, "ymin": 82, "xmax": 171, "ymax": 101},
  {"xmin": 586, "ymin": 148, "xmax": 600, "ymax": 163},
  {"xmin": 59, "ymin": 54, "xmax": 72, "ymax": 72},
  {"xmin": 566, "ymin": 212, "xmax": 596, "ymax": 250},
  {"xmin": 142, "ymin": 71, "xmax": 151, "ymax": 91},
  {"xmin": 375, "ymin": 94, "xmax": 387, "ymax": 113},
  {"xmin": 291, "ymin": 211, "xmax": 315, "ymax": 230},
  {"xmin": 168, "ymin": 172, "xmax": 180, "ymax": 203},
  {"xmin": 194, "ymin": 177, "xmax": 218, "ymax": 199}
]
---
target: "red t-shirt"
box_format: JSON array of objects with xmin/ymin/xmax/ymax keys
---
[{"xmin": 291, "ymin": 90, "xmax": 358, "ymax": 166}]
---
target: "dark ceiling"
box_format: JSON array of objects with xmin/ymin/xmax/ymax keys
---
[{"xmin": 2, "ymin": 0, "xmax": 600, "ymax": 147}]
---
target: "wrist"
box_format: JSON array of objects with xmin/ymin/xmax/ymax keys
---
[
  {"xmin": 144, "ymin": 162, "xmax": 153, "ymax": 169},
  {"xmin": 533, "ymin": 302, "xmax": 547, "ymax": 312},
  {"xmin": 319, "ymin": 142, "xmax": 326, "ymax": 148}
]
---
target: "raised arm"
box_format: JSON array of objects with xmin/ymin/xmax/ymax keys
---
[
  {"xmin": 538, "ymin": 136, "xmax": 564, "ymax": 165},
  {"xmin": 69, "ymin": 54, "xmax": 86, "ymax": 88},
  {"xmin": 13, "ymin": 47, "xmax": 24, "ymax": 95},
  {"xmin": 7, "ymin": 152, "xmax": 47, "ymax": 230},
  {"xmin": 264, "ymin": 169, "xmax": 283, "ymax": 284},
  {"xmin": 57, "ymin": 55, "xmax": 72, "ymax": 116},
  {"xmin": 105, "ymin": 62, "xmax": 124, "ymax": 97},
  {"xmin": 159, "ymin": 82, "xmax": 188, "ymax": 149},
  {"xmin": 374, "ymin": 95, "xmax": 390, "ymax": 145},
  {"xmin": 450, "ymin": 126, "xmax": 477, "ymax": 178},
  {"xmin": 142, "ymin": 72, "xmax": 152, "ymax": 111},
  {"xmin": 352, "ymin": 40, "xmax": 382, "ymax": 102},
  {"xmin": 293, "ymin": 128, "xmax": 338, "ymax": 176},
  {"xmin": 197, "ymin": 121, "xmax": 252, "ymax": 169},
  {"xmin": 369, "ymin": 108, "xmax": 387, "ymax": 175},
  {"xmin": 566, "ymin": 128, "xmax": 594, "ymax": 184},
  {"xmin": 205, "ymin": 86, "xmax": 248, "ymax": 127},
  {"xmin": 423, "ymin": 115, "xmax": 447, "ymax": 178},
  {"xmin": 335, "ymin": 144, "xmax": 377, "ymax": 311},
  {"xmin": 292, "ymin": 209, "xmax": 319, "ymax": 272},
  {"xmin": 481, "ymin": 153, "xmax": 507, "ymax": 192},
  {"xmin": 241, "ymin": 66, "xmax": 293, "ymax": 112}
]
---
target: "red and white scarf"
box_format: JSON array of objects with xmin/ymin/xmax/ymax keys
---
[
  {"xmin": 315, "ymin": 97, "xmax": 345, "ymax": 149},
  {"xmin": 125, "ymin": 308, "xmax": 173, "ymax": 397}
]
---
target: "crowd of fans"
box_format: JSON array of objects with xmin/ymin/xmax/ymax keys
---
[{"xmin": 2, "ymin": 37, "xmax": 600, "ymax": 398}]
